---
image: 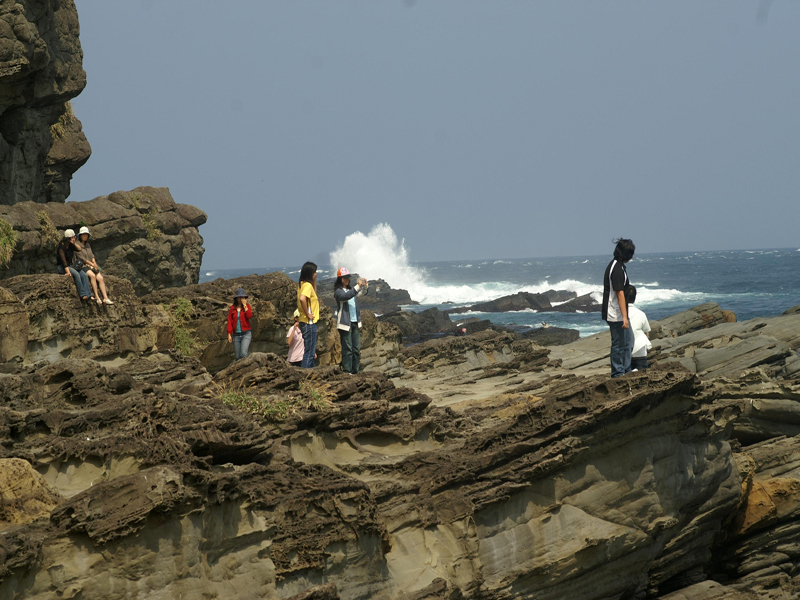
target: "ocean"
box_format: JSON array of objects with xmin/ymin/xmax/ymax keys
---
[{"xmin": 201, "ymin": 225, "xmax": 800, "ymax": 338}]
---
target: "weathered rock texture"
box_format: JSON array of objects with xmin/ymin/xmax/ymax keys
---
[
  {"xmin": 142, "ymin": 272, "xmax": 339, "ymax": 373},
  {"xmin": 1, "ymin": 0, "xmax": 89, "ymax": 205},
  {"xmin": 0, "ymin": 187, "xmax": 207, "ymax": 294},
  {"xmin": 2, "ymin": 273, "xmax": 170, "ymax": 363},
  {"xmin": 2, "ymin": 275, "xmax": 800, "ymax": 599}
]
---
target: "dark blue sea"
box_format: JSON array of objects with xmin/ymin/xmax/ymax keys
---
[{"xmin": 201, "ymin": 227, "xmax": 800, "ymax": 337}]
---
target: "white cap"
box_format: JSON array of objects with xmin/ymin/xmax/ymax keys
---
[
  {"xmin": 78, "ymin": 226, "xmax": 90, "ymax": 236},
  {"xmin": 64, "ymin": 229, "xmax": 75, "ymax": 238}
]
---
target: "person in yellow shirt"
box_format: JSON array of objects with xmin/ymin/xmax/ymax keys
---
[{"xmin": 297, "ymin": 261, "xmax": 319, "ymax": 367}]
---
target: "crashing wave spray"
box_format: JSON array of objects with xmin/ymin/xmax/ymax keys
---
[{"xmin": 329, "ymin": 224, "xmax": 428, "ymax": 295}]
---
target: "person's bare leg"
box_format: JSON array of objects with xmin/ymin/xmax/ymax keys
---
[
  {"xmin": 97, "ymin": 273, "xmax": 109, "ymax": 300},
  {"xmin": 87, "ymin": 270, "xmax": 99, "ymax": 300}
]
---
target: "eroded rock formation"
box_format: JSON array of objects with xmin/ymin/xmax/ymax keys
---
[
  {"xmin": 1, "ymin": 277, "xmax": 800, "ymax": 599},
  {"xmin": 0, "ymin": 186, "xmax": 207, "ymax": 294},
  {"xmin": 1, "ymin": 0, "xmax": 89, "ymax": 205}
]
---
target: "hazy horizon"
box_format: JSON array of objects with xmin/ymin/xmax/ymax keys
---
[{"xmin": 70, "ymin": 1, "xmax": 800, "ymax": 268}]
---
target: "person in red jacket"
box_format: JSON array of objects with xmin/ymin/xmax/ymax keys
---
[{"xmin": 226, "ymin": 287, "xmax": 253, "ymax": 360}]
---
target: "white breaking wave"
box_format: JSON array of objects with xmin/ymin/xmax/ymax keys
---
[{"xmin": 330, "ymin": 223, "xmax": 706, "ymax": 307}]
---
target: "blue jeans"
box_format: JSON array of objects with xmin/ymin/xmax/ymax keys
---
[
  {"xmin": 232, "ymin": 330, "xmax": 251, "ymax": 361},
  {"xmin": 339, "ymin": 324, "xmax": 361, "ymax": 374},
  {"xmin": 608, "ymin": 321, "xmax": 634, "ymax": 378},
  {"xmin": 58, "ymin": 265, "xmax": 91, "ymax": 299},
  {"xmin": 299, "ymin": 322, "xmax": 317, "ymax": 368}
]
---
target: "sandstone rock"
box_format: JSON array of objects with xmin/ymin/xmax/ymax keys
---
[
  {"xmin": 360, "ymin": 309, "xmax": 405, "ymax": 376},
  {"xmin": 653, "ymin": 303, "xmax": 734, "ymax": 338},
  {"xmin": 0, "ymin": 285, "xmax": 28, "ymax": 362},
  {"xmin": 712, "ymin": 436, "xmax": 800, "ymax": 599},
  {"xmin": 0, "ymin": 186, "xmax": 207, "ymax": 295},
  {"xmin": 1, "ymin": 0, "xmax": 88, "ymax": 206},
  {"xmin": 782, "ymin": 304, "xmax": 800, "ymax": 316},
  {"xmin": 2, "ymin": 273, "xmax": 161, "ymax": 363},
  {"xmin": 400, "ymin": 329, "xmax": 551, "ymax": 379},
  {"xmin": 0, "ymin": 458, "xmax": 61, "ymax": 529}
]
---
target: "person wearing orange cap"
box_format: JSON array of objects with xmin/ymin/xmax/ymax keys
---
[{"xmin": 333, "ymin": 267, "xmax": 368, "ymax": 374}]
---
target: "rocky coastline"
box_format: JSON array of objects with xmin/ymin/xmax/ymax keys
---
[{"xmin": 4, "ymin": 4, "xmax": 800, "ymax": 599}]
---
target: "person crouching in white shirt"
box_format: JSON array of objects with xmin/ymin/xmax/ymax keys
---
[{"xmin": 625, "ymin": 286, "xmax": 652, "ymax": 371}]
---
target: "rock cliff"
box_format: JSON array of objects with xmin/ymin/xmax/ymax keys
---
[
  {"xmin": 0, "ymin": 186, "xmax": 207, "ymax": 294},
  {"xmin": 1, "ymin": 0, "xmax": 89, "ymax": 205}
]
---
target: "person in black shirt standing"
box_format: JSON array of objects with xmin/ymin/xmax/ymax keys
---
[{"xmin": 602, "ymin": 238, "xmax": 635, "ymax": 377}]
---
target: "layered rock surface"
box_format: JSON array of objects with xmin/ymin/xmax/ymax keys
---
[
  {"xmin": 1, "ymin": 277, "xmax": 799, "ymax": 599},
  {"xmin": 0, "ymin": 186, "xmax": 207, "ymax": 294}
]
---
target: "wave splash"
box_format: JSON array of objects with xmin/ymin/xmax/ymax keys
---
[{"xmin": 330, "ymin": 224, "xmax": 705, "ymax": 307}]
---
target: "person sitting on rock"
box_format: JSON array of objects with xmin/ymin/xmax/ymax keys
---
[
  {"xmin": 226, "ymin": 288, "xmax": 253, "ymax": 361},
  {"xmin": 333, "ymin": 267, "xmax": 368, "ymax": 374},
  {"xmin": 75, "ymin": 226, "xmax": 114, "ymax": 305},
  {"xmin": 287, "ymin": 309, "xmax": 304, "ymax": 367},
  {"xmin": 56, "ymin": 229, "xmax": 92, "ymax": 301},
  {"xmin": 625, "ymin": 285, "xmax": 651, "ymax": 371}
]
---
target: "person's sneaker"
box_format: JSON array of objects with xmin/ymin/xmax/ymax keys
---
[{"xmin": 103, "ymin": 298, "xmax": 114, "ymax": 305}]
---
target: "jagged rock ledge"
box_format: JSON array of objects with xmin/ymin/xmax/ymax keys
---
[{"xmin": 0, "ymin": 187, "xmax": 206, "ymax": 295}]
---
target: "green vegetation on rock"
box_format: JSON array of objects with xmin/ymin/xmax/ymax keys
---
[
  {"xmin": 36, "ymin": 211, "xmax": 61, "ymax": 249},
  {"xmin": 216, "ymin": 379, "xmax": 334, "ymax": 421},
  {"xmin": 164, "ymin": 297, "xmax": 196, "ymax": 356},
  {"xmin": 130, "ymin": 191, "xmax": 161, "ymax": 241},
  {"xmin": 49, "ymin": 101, "xmax": 76, "ymax": 140},
  {"xmin": 0, "ymin": 218, "xmax": 18, "ymax": 268}
]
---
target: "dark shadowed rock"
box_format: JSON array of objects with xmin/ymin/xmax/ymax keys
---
[
  {"xmin": 1, "ymin": 1, "xmax": 89, "ymax": 206},
  {"xmin": 447, "ymin": 291, "xmax": 559, "ymax": 314},
  {"xmin": 317, "ymin": 276, "xmax": 417, "ymax": 315},
  {"xmin": 546, "ymin": 292, "xmax": 601, "ymax": 313},
  {"xmin": 378, "ymin": 307, "xmax": 455, "ymax": 338}
]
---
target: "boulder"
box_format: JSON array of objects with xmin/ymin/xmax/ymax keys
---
[
  {"xmin": 446, "ymin": 290, "xmax": 558, "ymax": 314},
  {"xmin": 378, "ymin": 307, "xmax": 455, "ymax": 339},
  {"xmin": 546, "ymin": 291, "xmax": 601, "ymax": 313},
  {"xmin": 783, "ymin": 304, "xmax": 800, "ymax": 316},
  {"xmin": 0, "ymin": 187, "xmax": 207, "ymax": 295},
  {"xmin": 652, "ymin": 303, "xmax": 734, "ymax": 338},
  {"xmin": 1, "ymin": 0, "xmax": 89, "ymax": 206}
]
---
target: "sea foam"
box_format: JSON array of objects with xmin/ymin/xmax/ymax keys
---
[{"xmin": 330, "ymin": 224, "xmax": 706, "ymax": 307}]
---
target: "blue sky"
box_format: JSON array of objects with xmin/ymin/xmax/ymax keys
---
[{"xmin": 70, "ymin": 1, "xmax": 800, "ymax": 269}]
